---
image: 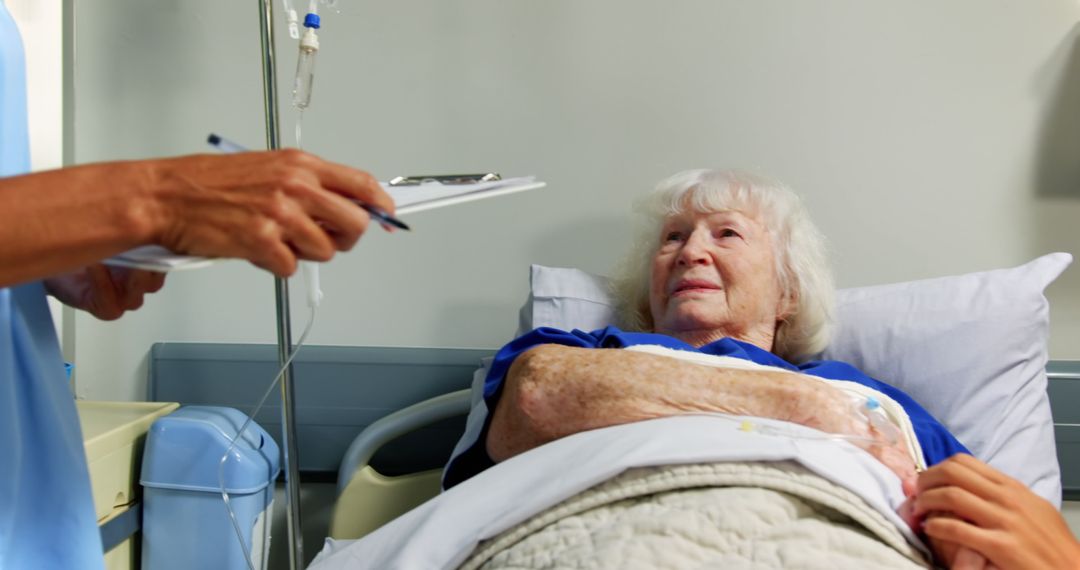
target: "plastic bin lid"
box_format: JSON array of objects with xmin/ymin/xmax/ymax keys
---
[{"xmin": 140, "ymin": 406, "xmax": 281, "ymax": 494}]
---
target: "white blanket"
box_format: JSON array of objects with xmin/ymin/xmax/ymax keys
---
[
  {"xmin": 463, "ymin": 462, "xmax": 928, "ymax": 569},
  {"xmin": 309, "ymin": 414, "xmax": 930, "ymax": 570}
]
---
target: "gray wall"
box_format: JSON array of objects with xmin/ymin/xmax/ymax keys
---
[{"xmin": 71, "ymin": 0, "xmax": 1080, "ymax": 400}]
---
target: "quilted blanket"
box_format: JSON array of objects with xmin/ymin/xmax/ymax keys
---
[{"xmin": 461, "ymin": 461, "xmax": 930, "ymax": 570}]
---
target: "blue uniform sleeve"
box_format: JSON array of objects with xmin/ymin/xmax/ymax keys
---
[
  {"xmin": 443, "ymin": 327, "xmax": 603, "ymax": 488},
  {"xmin": 799, "ymin": 360, "xmax": 970, "ymax": 466}
]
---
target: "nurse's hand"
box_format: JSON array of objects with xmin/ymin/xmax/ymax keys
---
[
  {"xmin": 902, "ymin": 454, "xmax": 1080, "ymax": 570},
  {"xmin": 44, "ymin": 265, "xmax": 165, "ymax": 320},
  {"xmin": 146, "ymin": 149, "xmax": 393, "ymax": 276}
]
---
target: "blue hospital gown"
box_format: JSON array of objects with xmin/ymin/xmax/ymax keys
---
[{"xmin": 443, "ymin": 326, "xmax": 969, "ymax": 489}]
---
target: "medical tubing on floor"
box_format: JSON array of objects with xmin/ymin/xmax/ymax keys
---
[{"xmin": 218, "ymin": 307, "xmax": 316, "ymax": 570}]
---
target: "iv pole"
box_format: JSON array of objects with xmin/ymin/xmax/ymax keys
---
[{"xmin": 257, "ymin": 1, "xmax": 305, "ymax": 569}]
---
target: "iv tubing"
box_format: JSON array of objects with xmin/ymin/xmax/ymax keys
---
[
  {"xmin": 281, "ymin": 0, "xmax": 300, "ymax": 39},
  {"xmin": 219, "ymin": 307, "xmax": 317, "ymax": 570}
]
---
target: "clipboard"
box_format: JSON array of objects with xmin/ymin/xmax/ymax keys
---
[
  {"xmin": 103, "ymin": 176, "xmax": 545, "ymax": 272},
  {"xmin": 389, "ymin": 176, "xmax": 544, "ymax": 215}
]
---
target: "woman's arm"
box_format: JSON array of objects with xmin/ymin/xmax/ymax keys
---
[{"xmin": 485, "ymin": 344, "xmax": 913, "ymax": 479}]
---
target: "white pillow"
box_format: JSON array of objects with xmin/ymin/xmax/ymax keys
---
[
  {"xmin": 516, "ymin": 265, "xmax": 617, "ymax": 336},
  {"xmin": 513, "ymin": 254, "xmax": 1072, "ymax": 505}
]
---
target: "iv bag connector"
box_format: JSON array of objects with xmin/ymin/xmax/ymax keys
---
[
  {"xmin": 292, "ymin": 27, "xmax": 319, "ymax": 110},
  {"xmin": 299, "ymin": 26, "xmax": 320, "ymax": 51}
]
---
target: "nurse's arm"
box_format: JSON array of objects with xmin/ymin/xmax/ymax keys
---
[
  {"xmin": 0, "ymin": 162, "xmax": 152, "ymax": 286},
  {"xmin": 485, "ymin": 344, "xmax": 905, "ymax": 472},
  {"xmin": 0, "ymin": 150, "xmax": 390, "ymax": 287}
]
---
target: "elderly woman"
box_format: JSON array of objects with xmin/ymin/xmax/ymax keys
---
[
  {"xmin": 444, "ymin": 170, "xmax": 965, "ymax": 491},
  {"xmin": 304, "ymin": 170, "xmax": 1071, "ymax": 570},
  {"xmin": 431, "ymin": 169, "xmax": 986, "ymax": 568}
]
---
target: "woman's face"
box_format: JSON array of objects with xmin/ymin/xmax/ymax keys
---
[{"xmin": 649, "ymin": 209, "xmax": 786, "ymax": 346}]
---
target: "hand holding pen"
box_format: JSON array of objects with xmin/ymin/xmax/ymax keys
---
[
  {"xmin": 112, "ymin": 137, "xmax": 399, "ymax": 276},
  {"xmin": 207, "ymin": 134, "xmax": 409, "ymax": 232}
]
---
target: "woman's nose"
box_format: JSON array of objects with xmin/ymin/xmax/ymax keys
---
[{"xmin": 677, "ymin": 230, "xmax": 711, "ymax": 266}]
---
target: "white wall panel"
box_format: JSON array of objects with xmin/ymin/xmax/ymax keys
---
[{"xmin": 69, "ymin": 0, "xmax": 1080, "ymax": 400}]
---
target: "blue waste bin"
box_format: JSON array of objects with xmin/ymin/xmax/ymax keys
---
[{"xmin": 141, "ymin": 406, "xmax": 280, "ymax": 570}]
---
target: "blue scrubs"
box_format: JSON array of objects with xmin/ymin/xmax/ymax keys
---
[
  {"xmin": 0, "ymin": 287, "xmax": 104, "ymax": 568},
  {"xmin": 1, "ymin": 2, "xmax": 105, "ymax": 567},
  {"xmin": 444, "ymin": 326, "xmax": 970, "ymax": 489}
]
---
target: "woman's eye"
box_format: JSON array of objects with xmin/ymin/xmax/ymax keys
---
[
  {"xmin": 664, "ymin": 231, "xmax": 684, "ymax": 242},
  {"xmin": 717, "ymin": 228, "xmax": 740, "ymax": 238}
]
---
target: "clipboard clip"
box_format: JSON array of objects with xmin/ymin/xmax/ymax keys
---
[{"xmin": 388, "ymin": 173, "xmax": 501, "ymax": 186}]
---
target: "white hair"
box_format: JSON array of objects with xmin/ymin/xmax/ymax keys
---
[{"xmin": 610, "ymin": 169, "xmax": 834, "ymax": 363}]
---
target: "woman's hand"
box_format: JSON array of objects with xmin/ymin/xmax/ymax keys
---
[
  {"xmin": 44, "ymin": 265, "xmax": 165, "ymax": 320},
  {"xmin": 904, "ymin": 454, "xmax": 1080, "ymax": 570},
  {"xmin": 790, "ymin": 382, "xmax": 917, "ymax": 481}
]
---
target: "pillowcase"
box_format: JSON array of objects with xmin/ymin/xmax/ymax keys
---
[
  {"xmin": 513, "ymin": 253, "xmax": 1072, "ymax": 505},
  {"xmin": 516, "ymin": 265, "xmax": 618, "ymax": 337}
]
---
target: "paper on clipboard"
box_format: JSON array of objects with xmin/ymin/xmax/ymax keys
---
[
  {"xmin": 387, "ymin": 176, "xmax": 545, "ymax": 215},
  {"xmin": 103, "ymin": 246, "xmax": 216, "ymax": 272},
  {"xmin": 103, "ymin": 176, "xmax": 544, "ymax": 272}
]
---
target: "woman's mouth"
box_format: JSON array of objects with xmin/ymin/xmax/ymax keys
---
[{"xmin": 671, "ymin": 280, "xmax": 722, "ymax": 296}]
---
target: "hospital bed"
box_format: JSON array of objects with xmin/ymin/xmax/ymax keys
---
[
  {"xmin": 147, "ymin": 351, "xmax": 1080, "ymax": 530},
  {"xmin": 150, "ymin": 256, "xmax": 1078, "ymax": 566}
]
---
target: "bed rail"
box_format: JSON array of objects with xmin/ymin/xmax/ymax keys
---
[
  {"xmin": 1048, "ymin": 360, "xmax": 1080, "ymax": 500},
  {"xmin": 148, "ymin": 343, "xmax": 493, "ymax": 476},
  {"xmin": 336, "ymin": 389, "xmax": 470, "ymax": 495}
]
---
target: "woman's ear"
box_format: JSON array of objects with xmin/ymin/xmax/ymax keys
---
[{"xmin": 776, "ymin": 289, "xmax": 798, "ymax": 322}]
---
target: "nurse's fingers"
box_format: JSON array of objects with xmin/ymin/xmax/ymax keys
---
[
  {"xmin": 278, "ymin": 174, "xmax": 371, "ymax": 251},
  {"xmin": 913, "ymin": 485, "xmax": 1003, "ymax": 528},
  {"xmin": 271, "ymin": 194, "xmax": 339, "ymax": 262},
  {"xmin": 119, "ymin": 268, "xmax": 166, "ymax": 310},
  {"xmin": 247, "ymin": 148, "xmax": 394, "ymax": 217},
  {"xmin": 237, "ymin": 217, "xmax": 301, "ymax": 276},
  {"xmin": 951, "ymin": 545, "xmax": 991, "ymax": 570},
  {"xmin": 916, "ymin": 455, "xmax": 1001, "ymax": 502},
  {"xmin": 940, "ymin": 454, "xmax": 1012, "ymax": 486},
  {"xmin": 923, "ymin": 518, "xmax": 1006, "ymax": 567},
  {"xmin": 87, "ymin": 264, "xmax": 124, "ymax": 320},
  {"xmin": 311, "ymin": 157, "xmax": 395, "ymax": 214}
]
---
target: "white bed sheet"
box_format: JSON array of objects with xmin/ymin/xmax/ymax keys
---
[{"xmin": 309, "ymin": 414, "xmax": 928, "ymax": 570}]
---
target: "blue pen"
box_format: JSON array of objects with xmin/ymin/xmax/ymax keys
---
[{"xmin": 206, "ymin": 133, "xmax": 410, "ymax": 231}]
